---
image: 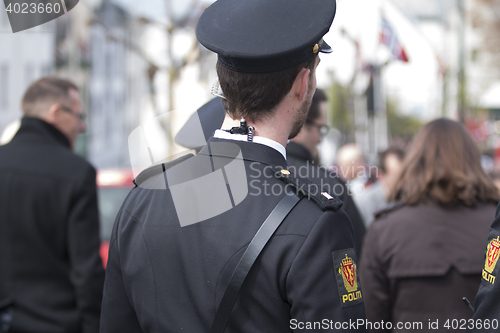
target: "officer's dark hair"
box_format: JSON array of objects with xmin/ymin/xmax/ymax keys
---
[
  {"xmin": 22, "ymin": 77, "xmax": 78, "ymax": 117},
  {"xmin": 390, "ymin": 118, "xmax": 500, "ymax": 206},
  {"xmin": 305, "ymin": 88, "xmax": 327, "ymax": 124},
  {"xmin": 378, "ymin": 146, "xmax": 405, "ymax": 174},
  {"xmin": 216, "ymin": 55, "xmax": 317, "ymax": 122}
]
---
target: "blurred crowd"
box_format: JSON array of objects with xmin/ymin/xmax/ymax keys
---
[
  {"xmin": 281, "ymin": 87, "xmax": 500, "ymax": 329},
  {"xmin": 2, "ymin": 78, "xmax": 500, "ymax": 332},
  {"xmin": 3, "ymin": 0, "xmax": 500, "ymax": 329},
  {"xmin": 332, "ymin": 118, "xmax": 499, "ymax": 329}
]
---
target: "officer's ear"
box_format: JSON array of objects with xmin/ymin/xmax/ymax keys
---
[{"xmin": 293, "ymin": 68, "xmax": 311, "ymax": 102}]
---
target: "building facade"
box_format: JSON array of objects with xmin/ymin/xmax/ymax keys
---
[{"xmin": 0, "ymin": 7, "xmax": 55, "ymax": 133}]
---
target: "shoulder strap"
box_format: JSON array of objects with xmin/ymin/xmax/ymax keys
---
[
  {"xmin": 273, "ymin": 166, "xmax": 343, "ymax": 211},
  {"xmin": 209, "ymin": 193, "xmax": 301, "ymax": 333}
]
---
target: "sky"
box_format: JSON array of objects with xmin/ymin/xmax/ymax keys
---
[
  {"xmin": 319, "ymin": 0, "xmax": 442, "ymax": 119},
  {"xmin": 102, "ymin": 0, "xmax": 448, "ymax": 120},
  {"xmin": 111, "ymin": 0, "xmax": 211, "ymax": 20}
]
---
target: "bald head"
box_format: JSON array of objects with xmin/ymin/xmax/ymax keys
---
[
  {"xmin": 337, "ymin": 144, "xmax": 365, "ymax": 181},
  {"xmin": 337, "ymin": 144, "xmax": 364, "ymax": 165}
]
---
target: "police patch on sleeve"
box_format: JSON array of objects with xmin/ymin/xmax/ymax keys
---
[
  {"xmin": 332, "ymin": 249, "xmax": 363, "ymax": 307},
  {"xmin": 482, "ymin": 230, "xmax": 500, "ymax": 288}
]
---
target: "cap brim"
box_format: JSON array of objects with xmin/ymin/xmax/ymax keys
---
[{"xmin": 319, "ymin": 39, "xmax": 333, "ymax": 54}]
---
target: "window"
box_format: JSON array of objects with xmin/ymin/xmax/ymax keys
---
[
  {"xmin": 0, "ymin": 64, "xmax": 9, "ymax": 111},
  {"xmin": 41, "ymin": 64, "xmax": 53, "ymax": 77},
  {"xmin": 0, "ymin": 5, "xmax": 9, "ymax": 31},
  {"xmin": 24, "ymin": 63, "xmax": 34, "ymax": 89}
]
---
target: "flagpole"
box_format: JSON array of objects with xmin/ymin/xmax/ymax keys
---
[
  {"xmin": 373, "ymin": 0, "xmax": 389, "ymax": 162},
  {"xmin": 458, "ymin": 0, "xmax": 466, "ymax": 122},
  {"xmin": 373, "ymin": 64, "xmax": 388, "ymax": 154},
  {"xmin": 364, "ymin": 64, "xmax": 388, "ymax": 164},
  {"xmin": 341, "ymin": 27, "xmax": 370, "ymax": 159},
  {"xmin": 375, "ymin": 0, "xmax": 408, "ymax": 155}
]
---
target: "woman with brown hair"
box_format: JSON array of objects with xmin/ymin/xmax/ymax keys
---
[{"xmin": 360, "ymin": 118, "xmax": 500, "ymax": 332}]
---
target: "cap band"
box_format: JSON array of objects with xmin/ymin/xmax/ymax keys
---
[{"xmin": 218, "ymin": 39, "xmax": 331, "ymax": 73}]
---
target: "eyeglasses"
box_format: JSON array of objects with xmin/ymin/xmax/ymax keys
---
[
  {"xmin": 306, "ymin": 122, "xmax": 330, "ymax": 136},
  {"xmin": 60, "ymin": 106, "xmax": 86, "ymax": 122}
]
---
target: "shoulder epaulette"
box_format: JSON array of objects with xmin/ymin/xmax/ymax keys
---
[
  {"xmin": 273, "ymin": 166, "xmax": 343, "ymax": 211},
  {"xmin": 374, "ymin": 202, "xmax": 404, "ymax": 219},
  {"xmin": 133, "ymin": 154, "xmax": 194, "ymax": 187}
]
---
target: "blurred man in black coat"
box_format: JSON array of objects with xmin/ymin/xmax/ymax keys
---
[
  {"xmin": 101, "ymin": 0, "xmax": 367, "ymax": 332},
  {"xmin": 0, "ymin": 77, "xmax": 105, "ymax": 333},
  {"xmin": 287, "ymin": 89, "xmax": 366, "ymax": 255}
]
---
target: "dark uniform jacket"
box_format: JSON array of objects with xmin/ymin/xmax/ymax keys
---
[
  {"xmin": 101, "ymin": 138, "xmax": 367, "ymax": 332},
  {"xmin": 286, "ymin": 142, "xmax": 366, "ymax": 256},
  {"xmin": 360, "ymin": 202, "xmax": 496, "ymax": 332},
  {"xmin": 0, "ymin": 117, "xmax": 105, "ymax": 333},
  {"xmin": 468, "ymin": 203, "xmax": 500, "ymax": 333}
]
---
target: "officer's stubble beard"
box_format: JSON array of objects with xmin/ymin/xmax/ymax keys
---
[{"xmin": 288, "ymin": 78, "xmax": 315, "ymax": 140}]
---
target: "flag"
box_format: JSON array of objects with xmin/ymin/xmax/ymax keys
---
[{"xmin": 380, "ymin": 15, "xmax": 409, "ymax": 62}]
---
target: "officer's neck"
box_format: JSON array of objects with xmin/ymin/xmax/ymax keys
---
[
  {"xmin": 245, "ymin": 121, "xmax": 285, "ymax": 148},
  {"xmin": 246, "ymin": 100, "xmax": 299, "ymax": 148}
]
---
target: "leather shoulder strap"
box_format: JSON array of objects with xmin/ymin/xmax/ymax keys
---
[{"xmin": 209, "ymin": 193, "xmax": 301, "ymax": 333}]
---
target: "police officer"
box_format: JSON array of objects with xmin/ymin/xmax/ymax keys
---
[
  {"xmin": 467, "ymin": 206, "xmax": 500, "ymax": 333},
  {"xmin": 100, "ymin": 0, "xmax": 367, "ymax": 331}
]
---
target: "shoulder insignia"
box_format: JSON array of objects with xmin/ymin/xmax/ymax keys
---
[
  {"xmin": 332, "ymin": 248, "xmax": 363, "ymax": 307},
  {"xmin": 133, "ymin": 154, "xmax": 194, "ymax": 187},
  {"xmin": 482, "ymin": 231, "xmax": 500, "ymax": 287},
  {"xmin": 374, "ymin": 202, "xmax": 404, "ymax": 219},
  {"xmin": 273, "ymin": 166, "xmax": 343, "ymax": 211}
]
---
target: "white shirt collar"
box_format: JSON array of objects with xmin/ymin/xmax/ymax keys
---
[{"xmin": 213, "ymin": 129, "xmax": 287, "ymax": 160}]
